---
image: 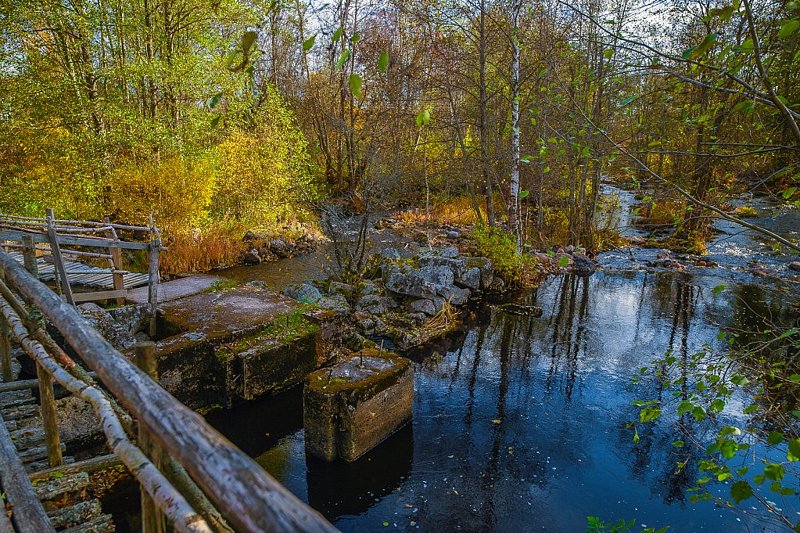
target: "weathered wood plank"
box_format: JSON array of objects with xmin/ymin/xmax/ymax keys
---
[
  {"xmin": 29, "ymin": 454, "xmax": 121, "ymax": 482},
  {"xmin": 36, "ymin": 361, "xmax": 63, "ymax": 467},
  {"xmin": 33, "ymin": 471, "xmax": 89, "ymax": 501},
  {"xmin": 48, "ymin": 499, "xmax": 102, "ymax": 529},
  {"xmin": 45, "ymin": 210, "xmax": 74, "ymax": 306},
  {"xmin": 0, "ymin": 250, "xmax": 337, "ymax": 533},
  {"xmin": 0, "ymin": 230, "xmax": 150, "ymax": 250},
  {"xmin": 72, "ymin": 290, "xmax": 129, "ymax": 304},
  {"xmin": 61, "ymin": 513, "xmax": 115, "ymax": 533},
  {"xmin": 0, "ymin": 410, "xmax": 55, "ymax": 532}
]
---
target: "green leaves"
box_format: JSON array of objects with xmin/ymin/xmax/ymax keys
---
[
  {"xmin": 682, "ymin": 33, "xmax": 718, "ymax": 59},
  {"xmin": 788, "ymin": 438, "xmax": 800, "ymax": 461},
  {"xmin": 242, "ymin": 31, "xmax": 257, "ymax": 55},
  {"xmin": 730, "ymin": 481, "xmax": 753, "ymax": 503},
  {"xmin": 378, "ymin": 51, "xmax": 390, "ymax": 73},
  {"xmin": 302, "ymin": 35, "xmax": 316, "ymax": 51},
  {"xmin": 712, "ymin": 284, "xmax": 725, "ymax": 294},
  {"xmin": 778, "ymin": 19, "xmax": 800, "ymax": 39},
  {"xmin": 336, "ymin": 49, "xmax": 350, "ymax": 70},
  {"xmin": 348, "ymin": 74, "xmax": 362, "ymax": 98},
  {"xmin": 207, "ymin": 92, "xmax": 222, "ymax": 110},
  {"xmin": 557, "ymin": 255, "xmax": 570, "ymax": 268},
  {"xmin": 415, "ymin": 108, "xmax": 431, "ymax": 128},
  {"xmin": 333, "ymin": 27, "xmax": 343, "ymax": 42}
]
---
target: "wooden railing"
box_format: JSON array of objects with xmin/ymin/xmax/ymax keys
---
[
  {"xmin": 0, "ymin": 211, "xmax": 160, "ymax": 335},
  {"xmin": 0, "ymin": 249, "xmax": 337, "ymax": 533}
]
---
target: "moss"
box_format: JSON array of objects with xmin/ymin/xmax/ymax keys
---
[
  {"xmin": 203, "ymin": 279, "xmax": 239, "ymax": 293},
  {"xmin": 217, "ymin": 308, "xmax": 319, "ymax": 362},
  {"xmin": 307, "ymin": 350, "xmax": 410, "ymax": 404}
]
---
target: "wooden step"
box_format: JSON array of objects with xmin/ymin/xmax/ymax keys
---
[
  {"xmin": 0, "ymin": 389, "xmax": 35, "ymax": 403},
  {"xmin": 2, "ymin": 403, "xmax": 40, "ymax": 421},
  {"xmin": 33, "ymin": 472, "xmax": 89, "ymax": 502},
  {"xmin": 48, "ymin": 499, "xmax": 102, "ymax": 529},
  {"xmin": 19, "ymin": 443, "xmax": 67, "ymax": 464},
  {"xmin": 10, "ymin": 426, "xmax": 45, "ymax": 448},
  {"xmin": 25, "ymin": 455, "xmax": 75, "ymax": 474},
  {"xmin": 2, "ymin": 395, "xmax": 36, "ymax": 409},
  {"xmin": 61, "ymin": 513, "xmax": 115, "ymax": 533}
]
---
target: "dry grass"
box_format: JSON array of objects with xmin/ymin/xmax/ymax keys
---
[
  {"xmin": 160, "ymin": 223, "xmax": 247, "ymax": 275},
  {"xmin": 396, "ymin": 196, "xmax": 493, "ymax": 227}
]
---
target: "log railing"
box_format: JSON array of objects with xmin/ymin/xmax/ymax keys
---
[
  {"xmin": 0, "ymin": 211, "xmax": 161, "ymax": 334},
  {"xmin": 0, "ymin": 249, "xmax": 337, "ymax": 533}
]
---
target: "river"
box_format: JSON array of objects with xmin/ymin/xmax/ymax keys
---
[{"xmin": 204, "ymin": 190, "xmax": 800, "ymax": 532}]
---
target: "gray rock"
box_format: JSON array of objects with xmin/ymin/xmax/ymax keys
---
[
  {"xmin": 789, "ymin": 261, "xmax": 800, "ymax": 272},
  {"xmin": 243, "ymin": 249, "xmax": 261, "ymax": 265},
  {"xmin": 108, "ymin": 304, "xmax": 150, "ymax": 335},
  {"xmin": 317, "ymin": 294, "xmax": 351, "ymax": 314},
  {"xmin": 79, "ymin": 303, "xmax": 137, "ymax": 350},
  {"xmin": 356, "ymin": 294, "xmax": 386, "ymax": 315},
  {"xmin": 242, "ymin": 230, "xmax": 257, "ymax": 242},
  {"xmin": 357, "ymin": 280, "xmax": 379, "ymax": 296},
  {"xmin": 572, "ymin": 253, "xmax": 598, "ymax": 276},
  {"xmin": 328, "ymin": 281, "xmax": 355, "ymax": 299},
  {"xmin": 446, "ymin": 230, "xmax": 460, "ymax": 239},
  {"xmin": 270, "ymin": 238, "xmax": 290, "ymax": 258},
  {"xmin": 441, "ymin": 286, "xmax": 471, "ymax": 306},
  {"xmin": 455, "ymin": 267, "xmax": 481, "ymax": 290},
  {"xmin": 409, "ymin": 298, "xmax": 437, "ymax": 316},
  {"xmin": 282, "ymin": 282, "xmax": 322, "ymax": 304},
  {"xmin": 465, "ymin": 257, "xmax": 494, "ymax": 289},
  {"xmin": 386, "ymin": 270, "xmax": 436, "ymax": 299}
]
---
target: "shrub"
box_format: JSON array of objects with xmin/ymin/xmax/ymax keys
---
[{"xmin": 472, "ymin": 224, "xmax": 527, "ymax": 285}]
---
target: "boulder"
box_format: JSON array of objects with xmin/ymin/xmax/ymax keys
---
[
  {"xmin": 317, "ymin": 294, "xmax": 351, "ymax": 314},
  {"xmin": 328, "ymin": 281, "xmax": 355, "ymax": 299},
  {"xmin": 282, "ymin": 282, "xmax": 322, "ymax": 304},
  {"xmin": 79, "ymin": 303, "xmax": 137, "ymax": 351},
  {"xmin": 356, "ymin": 294, "xmax": 386, "ymax": 315},
  {"xmin": 243, "ymin": 249, "xmax": 261, "ymax": 265},
  {"xmin": 242, "ymin": 230, "xmax": 257, "ymax": 242},
  {"xmin": 789, "ymin": 261, "xmax": 800, "ymax": 273},
  {"xmin": 386, "ymin": 265, "xmax": 454, "ymax": 299},
  {"xmin": 455, "ymin": 267, "xmax": 481, "ymax": 290},
  {"xmin": 465, "ymin": 257, "xmax": 494, "ymax": 289},
  {"xmin": 270, "ymin": 238, "xmax": 291, "ymax": 258},
  {"xmin": 408, "ymin": 298, "xmax": 437, "ymax": 316},
  {"xmin": 441, "ymin": 286, "xmax": 471, "ymax": 306},
  {"xmin": 572, "ymin": 254, "xmax": 598, "ymax": 276}
]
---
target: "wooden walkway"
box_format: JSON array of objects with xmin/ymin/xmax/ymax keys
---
[
  {"xmin": 7, "ymin": 252, "xmax": 149, "ymax": 290},
  {"xmin": 0, "ymin": 388, "xmax": 115, "ymax": 532}
]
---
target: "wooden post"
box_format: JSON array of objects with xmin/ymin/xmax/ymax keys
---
[
  {"xmin": 106, "ymin": 217, "xmax": 126, "ymax": 305},
  {"xmin": 36, "ymin": 362, "xmax": 63, "ymax": 467},
  {"xmin": 21, "ymin": 235, "xmax": 38, "ymax": 279},
  {"xmin": 44, "ymin": 209, "xmax": 75, "ymax": 306},
  {"xmin": 135, "ymin": 342, "xmax": 166, "ymax": 533},
  {"xmin": 147, "ymin": 216, "xmax": 160, "ymax": 338}
]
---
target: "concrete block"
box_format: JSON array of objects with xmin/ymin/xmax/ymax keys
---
[{"xmin": 304, "ymin": 350, "xmax": 413, "ymax": 462}]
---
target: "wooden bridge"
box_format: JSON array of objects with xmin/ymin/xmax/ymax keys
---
[{"xmin": 0, "ymin": 244, "xmax": 336, "ymax": 531}]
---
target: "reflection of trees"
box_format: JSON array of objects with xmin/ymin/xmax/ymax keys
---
[{"xmin": 542, "ymin": 274, "xmax": 591, "ymax": 401}]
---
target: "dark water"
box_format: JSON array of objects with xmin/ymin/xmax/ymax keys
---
[{"xmin": 207, "ymin": 268, "xmax": 799, "ymax": 532}]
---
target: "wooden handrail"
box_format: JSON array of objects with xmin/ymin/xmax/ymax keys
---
[{"xmin": 0, "ymin": 250, "xmax": 337, "ymax": 533}]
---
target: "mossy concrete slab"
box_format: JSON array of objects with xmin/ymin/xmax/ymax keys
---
[
  {"xmin": 151, "ymin": 285, "xmax": 339, "ymax": 409},
  {"xmin": 304, "ymin": 350, "xmax": 413, "ymax": 462},
  {"xmin": 158, "ymin": 285, "xmax": 298, "ymax": 342}
]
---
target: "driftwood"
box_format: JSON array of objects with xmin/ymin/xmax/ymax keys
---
[
  {"xmin": 0, "ymin": 294, "xmax": 211, "ymax": 533},
  {"xmin": 0, "ymin": 250, "xmax": 337, "ymax": 533}
]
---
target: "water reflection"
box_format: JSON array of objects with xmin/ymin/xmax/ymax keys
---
[{"xmin": 207, "ymin": 270, "xmax": 797, "ymax": 532}]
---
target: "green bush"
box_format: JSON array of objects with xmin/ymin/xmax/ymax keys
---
[{"xmin": 472, "ymin": 224, "xmax": 527, "ymax": 285}]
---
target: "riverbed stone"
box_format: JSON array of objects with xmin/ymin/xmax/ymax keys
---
[
  {"xmin": 328, "ymin": 281, "xmax": 355, "ymax": 299},
  {"xmin": 304, "ymin": 350, "xmax": 413, "ymax": 462},
  {"xmin": 356, "ymin": 294, "xmax": 386, "ymax": 315},
  {"xmin": 408, "ymin": 298, "xmax": 437, "ymax": 316},
  {"xmin": 789, "ymin": 261, "xmax": 800, "ymax": 272},
  {"xmin": 455, "ymin": 266, "xmax": 481, "ymax": 290},
  {"xmin": 465, "ymin": 257, "xmax": 494, "ymax": 289},
  {"xmin": 572, "ymin": 253, "xmax": 598, "ymax": 276},
  {"xmin": 283, "ymin": 282, "xmax": 323, "ymax": 304},
  {"xmin": 243, "ymin": 249, "xmax": 261, "ymax": 265},
  {"xmin": 317, "ymin": 294, "xmax": 351, "ymax": 314}
]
